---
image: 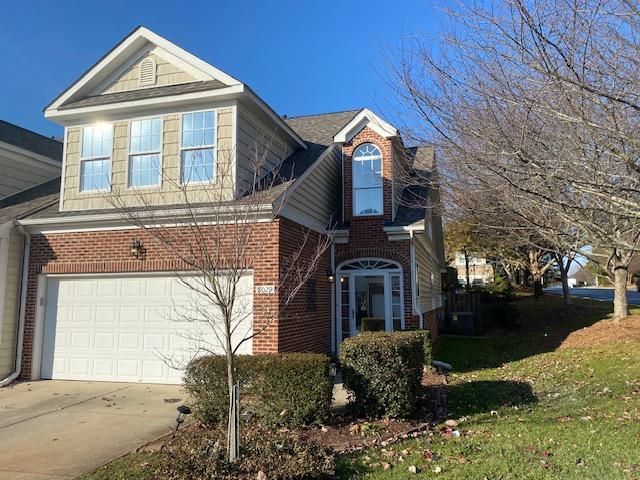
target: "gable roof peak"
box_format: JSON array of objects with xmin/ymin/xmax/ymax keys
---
[
  {"xmin": 332, "ymin": 108, "xmax": 398, "ymax": 143},
  {"xmin": 45, "ymin": 26, "xmax": 242, "ymax": 114}
]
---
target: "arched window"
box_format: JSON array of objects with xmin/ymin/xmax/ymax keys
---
[{"xmin": 352, "ymin": 143, "xmax": 383, "ymax": 216}]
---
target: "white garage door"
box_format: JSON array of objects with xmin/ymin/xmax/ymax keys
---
[{"xmin": 40, "ymin": 274, "xmax": 253, "ymax": 384}]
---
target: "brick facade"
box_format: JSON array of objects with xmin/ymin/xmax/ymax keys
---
[
  {"xmin": 337, "ymin": 126, "xmax": 438, "ymax": 340},
  {"xmin": 20, "ymin": 218, "xmax": 331, "ymax": 379},
  {"xmin": 342, "ymin": 127, "xmax": 394, "ymax": 222}
]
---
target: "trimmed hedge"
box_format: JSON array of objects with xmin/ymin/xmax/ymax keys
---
[
  {"xmin": 183, "ymin": 353, "xmax": 332, "ymax": 427},
  {"xmin": 339, "ymin": 331, "xmax": 425, "ymax": 418}
]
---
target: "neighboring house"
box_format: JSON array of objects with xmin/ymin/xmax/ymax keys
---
[
  {"xmin": 0, "ymin": 27, "xmax": 445, "ymax": 385},
  {"xmin": 0, "ymin": 120, "xmax": 62, "ymax": 382},
  {"xmin": 452, "ymin": 252, "xmax": 494, "ymax": 286}
]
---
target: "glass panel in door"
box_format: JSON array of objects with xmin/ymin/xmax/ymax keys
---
[
  {"xmin": 391, "ymin": 273, "xmax": 402, "ymax": 330},
  {"xmin": 339, "ymin": 276, "xmax": 350, "ymax": 341},
  {"xmin": 354, "ymin": 275, "xmax": 386, "ymax": 332}
]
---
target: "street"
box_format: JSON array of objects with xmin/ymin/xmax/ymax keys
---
[{"xmin": 545, "ymin": 286, "xmax": 640, "ymax": 306}]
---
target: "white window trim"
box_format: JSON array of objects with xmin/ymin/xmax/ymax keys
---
[
  {"xmin": 78, "ymin": 123, "xmax": 114, "ymax": 193},
  {"xmin": 126, "ymin": 115, "xmax": 163, "ymax": 190},
  {"xmin": 352, "ymin": 143, "xmax": 384, "ymax": 217},
  {"xmin": 335, "ymin": 257, "xmax": 405, "ymax": 339},
  {"xmin": 179, "ymin": 108, "xmax": 217, "ymax": 186}
]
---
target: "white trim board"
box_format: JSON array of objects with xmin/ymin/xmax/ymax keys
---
[{"xmin": 333, "ymin": 108, "xmax": 398, "ymax": 143}]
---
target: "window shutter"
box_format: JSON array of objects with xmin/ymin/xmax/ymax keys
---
[{"xmin": 138, "ymin": 57, "xmax": 156, "ymax": 87}]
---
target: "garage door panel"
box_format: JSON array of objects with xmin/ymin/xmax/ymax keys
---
[
  {"xmin": 96, "ymin": 306, "xmax": 118, "ymax": 324},
  {"xmin": 41, "ymin": 274, "xmax": 253, "ymax": 384}
]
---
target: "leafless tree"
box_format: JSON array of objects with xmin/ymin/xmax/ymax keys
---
[
  {"xmin": 390, "ymin": 0, "xmax": 640, "ymax": 319},
  {"xmin": 106, "ymin": 135, "xmax": 332, "ymax": 459}
]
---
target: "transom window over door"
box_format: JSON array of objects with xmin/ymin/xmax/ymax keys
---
[
  {"xmin": 129, "ymin": 117, "xmax": 162, "ymax": 187},
  {"xmin": 80, "ymin": 124, "xmax": 112, "ymax": 192},
  {"xmin": 181, "ymin": 110, "xmax": 216, "ymax": 184},
  {"xmin": 352, "ymin": 143, "xmax": 383, "ymax": 216}
]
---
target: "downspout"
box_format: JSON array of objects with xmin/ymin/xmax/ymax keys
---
[
  {"xmin": 0, "ymin": 226, "xmax": 30, "ymax": 386},
  {"xmin": 409, "ymin": 232, "xmax": 424, "ymax": 329}
]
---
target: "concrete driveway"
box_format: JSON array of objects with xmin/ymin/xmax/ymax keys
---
[{"xmin": 0, "ymin": 380, "xmax": 186, "ymax": 480}]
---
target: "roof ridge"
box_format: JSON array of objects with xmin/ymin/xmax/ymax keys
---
[
  {"xmin": 0, "ymin": 119, "xmax": 61, "ymax": 145},
  {"xmin": 285, "ymin": 109, "xmax": 362, "ymax": 120}
]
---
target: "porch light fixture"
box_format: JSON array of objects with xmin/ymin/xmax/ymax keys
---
[
  {"xmin": 327, "ymin": 269, "xmax": 335, "ymax": 282},
  {"xmin": 130, "ymin": 238, "xmax": 145, "ymax": 260}
]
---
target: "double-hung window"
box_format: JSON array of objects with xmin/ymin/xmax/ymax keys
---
[
  {"xmin": 80, "ymin": 124, "xmax": 112, "ymax": 192},
  {"xmin": 181, "ymin": 110, "xmax": 216, "ymax": 184},
  {"xmin": 129, "ymin": 117, "xmax": 162, "ymax": 187},
  {"xmin": 352, "ymin": 143, "xmax": 383, "ymax": 216}
]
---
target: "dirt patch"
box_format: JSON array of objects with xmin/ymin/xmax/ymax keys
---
[{"xmin": 560, "ymin": 314, "xmax": 640, "ymax": 349}]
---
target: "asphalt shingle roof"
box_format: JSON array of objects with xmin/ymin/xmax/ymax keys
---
[
  {"xmin": 0, "ymin": 177, "xmax": 61, "ymax": 224},
  {"xmin": 0, "ymin": 120, "xmax": 62, "ymax": 161},
  {"xmin": 59, "ymin": 80, "xmax": 228, "ymax": 110},
  {"xmin": 284, "ymin": 110, "xmax": 360, "ymax": 146}
]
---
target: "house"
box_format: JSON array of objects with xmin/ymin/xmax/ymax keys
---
[
  {"xmin": 452, "ymin": 252, "xmax": 494, "ymax": 287},
  {"xmin": 0, "ymin": 27, "xmax": 445, "ymax": 385},
  {"xmin": 0, "ymin": 120, "xmax": 62, "ymax": 383}
]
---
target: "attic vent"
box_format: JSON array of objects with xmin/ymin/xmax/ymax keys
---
[{"xmin": 138, "ymin": 57, "xmax": 156, "ymax": 87}]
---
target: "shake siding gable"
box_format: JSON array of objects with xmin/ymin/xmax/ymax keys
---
[
  {"xmin": 102, "ymin": 53, "xmax": 197, "ymax": 94},
  {"xmin": 61, "ymin": 108, "xmax": 235, "ymax": 211}
]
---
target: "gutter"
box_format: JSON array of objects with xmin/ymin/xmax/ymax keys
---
[
  {"xmin": 409, "ymin": 232, "xmax": 424, "ymax": 330},
  {"xmin": 0, "ymin": 226, "xmax": 30, "ymax": 386}
]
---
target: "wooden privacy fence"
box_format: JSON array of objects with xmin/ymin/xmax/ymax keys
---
[{"xmin": 443, "ymin": 291, "xmax": 482, "ymax": 334}]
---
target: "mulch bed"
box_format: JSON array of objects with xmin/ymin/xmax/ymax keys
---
[
  {"xmin": 560, "ymin": 314, "xmax": 640, "ymax": 349},
  {"xmin": 140, "ymin": 369, "xmax": 448, "ymax": 454}
]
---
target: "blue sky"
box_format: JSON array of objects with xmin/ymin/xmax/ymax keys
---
[{"xmin": 0, "ymin": 0, "xmax": 438, "ymax": 139}]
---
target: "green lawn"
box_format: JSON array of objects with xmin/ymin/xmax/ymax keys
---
[
  {"xmin": 338, "ymin": 296, "xmax": 640, "ymax": 479},
  {"xmin": 80, "ymin": 295, "xmax": 640, "ymax": 480}
]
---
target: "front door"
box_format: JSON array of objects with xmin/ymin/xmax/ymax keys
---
[{"xmin": 336, "ymin": 259, "xmax": 404, "ymax": 347}]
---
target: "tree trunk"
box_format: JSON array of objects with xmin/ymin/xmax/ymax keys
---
[
  {"xmin": 225, "ymin": 330, "xmax": 239, "ymax": 462},
  {"xmin": 464, "ymin": 250, "xmax": 471, "ymax": 290},
  {"xmin": 560, "ymin": 266, "xmax": 572, "ymax": 306},
  {"xmin": 613, "ymin": 266, "xmax": 629, "ymax": 321},
  {"xmin": 533, "ymin": 273, "xmax": 543, "ymax": 300}
]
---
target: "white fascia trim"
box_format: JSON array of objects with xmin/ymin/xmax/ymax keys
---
[
  {"xmin": 332, "ymin": 229, "xmax": 349, "ymax": 244},
  {"xmin": 18, "ymin": 204, "xmax": 275, "ymax": 232},
  {"xmin": 47, "ymin": 27, "xmax": 241, "ymax": 112},
  {"xmin": 45, "ymin": 85, "xmax": 245, "ymax": 121},
  {"xmin": 0, "ymin": 141, "xmax": 62, "ymax": 169},
  {"xmin": 333, "ymin": 108, "xmax": 398, "ymax": 143},
  {"xmin": 243, "ymin": 88, "xmax": 306, "ymax": 149},
  {"xmin": 59, "ymin": 127, "xmax": 68, "ymax": 211},
  {"xmin": 384, "ymin": 222, "xmax": 425, "ymax": 241},
  {"xmin": 278, "ymin": 206, "xmax": 328, "ymax": 234}
]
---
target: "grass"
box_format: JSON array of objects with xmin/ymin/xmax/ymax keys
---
[
  {"xmin": 79, "ymin": 295, "xmax": 640, "ymax": 479},
  {"xmin": 338, "ymin": 295, "xmax": 640, "ymax": 479},
  {"xmin": 77, "ymin": 452, "xmax": 160, "ymax": 480}
]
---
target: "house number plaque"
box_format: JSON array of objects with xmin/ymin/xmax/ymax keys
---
[{"xmin": 255, "ymin": 285, "xmax": 276, "ymax": 294}]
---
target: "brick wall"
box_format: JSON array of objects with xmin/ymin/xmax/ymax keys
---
[
  {"xmin": 342, "ymin": 127, "xmax": 394, "ymax": 223},
  {"xmin": 277, "ymin": 218, "xmax": 331, "ymax": 353},
  {"xmin": 20, "ymin": 218, "xmax": 331, "ymax": 379}
]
